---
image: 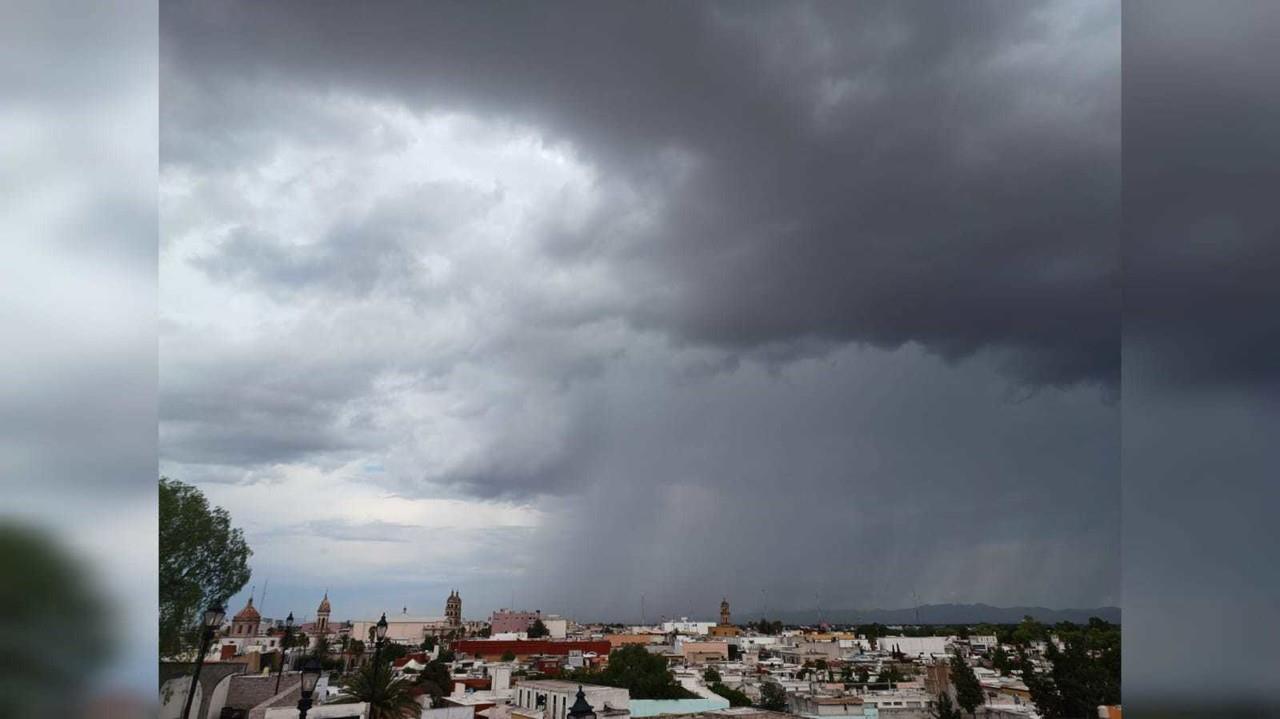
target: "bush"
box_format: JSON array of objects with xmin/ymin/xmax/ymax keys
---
[
  {"xmin": 709, "ymin": 683, "xmax": 751, "ymax": 707},
  {"xmin": 757, "ymin": 682, "xmax": 787, "ymax": 712}
]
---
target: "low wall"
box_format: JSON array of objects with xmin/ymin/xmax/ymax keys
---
[{"xmin": 630, "ymin": 697, "xmax": 732, "ymax": 717}]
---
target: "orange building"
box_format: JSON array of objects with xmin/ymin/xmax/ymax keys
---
[
  {"xmin": 709, "ymin": 598, "xmax": 742, "ymax": 638},
  {"xmin": 606, "ymin": 633, "xmax": 662, "ymax": 648}
]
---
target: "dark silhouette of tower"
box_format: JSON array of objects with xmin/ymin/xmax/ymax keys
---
[{"xmin": 446, "ymin": 589, "xmax": 462, "ymax": 627}]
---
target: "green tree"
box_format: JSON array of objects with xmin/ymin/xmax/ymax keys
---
[
  {"xmin": 1020, "ymin": 626, "xmax": 1120, "ymax": 719},
  {"xmin": 382, "ymin": 642, "xmax": 410, "ymax": 664},
  {"xmin": 502, "ymin": 650, "xmax": 517, "ymax": 661},
  {"xmin": 567, "ymin": 645, "xmax": 698, "ymax": 699},
  {"xmin": 757, "ymin": 681, "xmax": 788, "ymax": 712},
  {"xmin": 857, "ymin": 623, "xmax": 888, "ymax": 644},
  {"xmin": 416, "ymin": 660, "xmax": 454, "ymax": 707},
  {"xmin": 991, "ymin": 645, "xmax": 1011, "ymax": 676},
  {"xmin": 709, "ymin": 683, "xmax": 751, "ymax": 707},
  {"xmin": 876, "ymin": 665, "xmax": 904, "ymax": 687},
  {"xmin": 159, "ymin": 477, "xmax": 253, "ymax": 658},
  {"xmin": 332, "ymin": 661, "xmax": 420, "ymax": 718},
  {"xmin": 1012, "ymin": 616, "xmax": 1046, "ymax": 648},
  {"xmin": 421, "ymin": 636, "xmax": 438, "ymax": 652},
  {"xmin": 949, "ymin": 654, "xmax": 982, "ymax": 716},
  {"xmin": 312, "ymin": 633, "xmax": 331, "ymax": 660},
  {"xmin": 930, "ymin": 692, "xmax": 963, "ymax": 719},
  {"xmin": 752, "ymin": 618, "xmax": 783, "ymax": 635},
  {"xmin": 528, "ymin": 618, "xmax": 550, "ymax": 638},
  {"xmin": 703, "ymin": 667, "xmax": 722, "ymax": 683}
]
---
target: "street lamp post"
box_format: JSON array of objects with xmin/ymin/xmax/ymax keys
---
[
  {"xmin": 373, "ymin": 612, "xmax": 389, "ymax": 666},
  {"xmin": 181, "ymin": 602, "xmax": 225, "ymax": 719},
  {"xmin": 276, "ymin": 611, "xmax": 294, "ymax": 694},
  {"xmin": 297, "ymin": 657, "xmax": 323, "ymax": 719}
]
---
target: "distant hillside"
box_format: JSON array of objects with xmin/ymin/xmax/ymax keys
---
[{"xmin": 750, "ymin": 603, "xmax": 1121, "ymax": 626}]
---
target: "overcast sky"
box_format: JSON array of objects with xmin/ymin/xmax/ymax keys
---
[
  {"xmin": 1123, "ymin": 1, "xmax": 1280, "ymax": 708},
  {"xmin": 159, "ymin": 0, "xmax": 1120, "ymax": 628}
]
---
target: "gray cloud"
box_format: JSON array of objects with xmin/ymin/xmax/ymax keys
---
[
  {"xmin": 1123, "ymin": 1, "xmax": 1280, "ymax": 708},
  {"xmin": 163, "ymin": 0, "xmax": 1119, "ymax": 389},
  {"xmin": 194, "ymin": 182, "xmax": 504, "ymax": 302},
  {"xmin": 160, "ymin": 0, "xmax": 1120, "ymax": 624}
]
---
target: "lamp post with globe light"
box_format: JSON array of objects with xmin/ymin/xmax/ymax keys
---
[
  {"xmin": 297, "ymin": 658, "xmax": 323, "ymax": 719},
  {"xmin": 181, "ymin": 602, "xmax": 225, "ymax": 719},
  {"xmin": 373, "ymin": 612, "xmax": 389, "ymax": 666},
  {"xmin": 276, "ymin": 611, "xmax": 294, "ymax": 694}
]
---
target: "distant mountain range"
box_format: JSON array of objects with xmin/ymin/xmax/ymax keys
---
[{"xmin": 742, "ymin": 603, "xmax": 1121, "ymax": 626}]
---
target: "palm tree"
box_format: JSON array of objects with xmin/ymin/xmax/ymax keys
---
[
  {"xmin": 331, "ymin": 661, "xmax": 421, "ymax": 719},
  {"xmin": 312, "ymin": 633, "xmax": 331, "ymax": 660}
]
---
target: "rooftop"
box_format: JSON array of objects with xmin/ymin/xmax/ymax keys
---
[{"xmin": 517, "ymin": 680, "xmax": 595, "ymax": 692}]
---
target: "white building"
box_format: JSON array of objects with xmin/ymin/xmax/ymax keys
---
[
  {"xmin": 968, "ymin": 635, "xmax": 999, "ymax": 652},
  {"xmin": 876, "ymin": 636, "xmax": 952, "ymax": 658},
  {"xmin": 734, "ymin": 635, "xmax": 781, "ymax": 651},
  {"xmin": 788, "ymin": 693, "xmax": 867, "ymax": 718},
  {"xmin": 543, "ymin": 617, "xmax": 569, "ymax": 639},
  {"xmin": 513, "ymin": 680, "xmax": 630, "ymax": 719},
  {"xmin": 662, "ymin": 618, "xmax": 716, "ymax": 636},
  {"xmin": 861, "ymin": 689, "xmax": 934, "ymax": 719}
]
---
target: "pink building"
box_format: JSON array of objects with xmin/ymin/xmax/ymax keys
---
[{"xmin": 489, "ymin": 608, "xmax": 542, "ymax": 634}]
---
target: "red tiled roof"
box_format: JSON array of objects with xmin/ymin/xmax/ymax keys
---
[
  {"xmin": 453, "ymin": 639, "xmax": 612, "ymax": 657},
  {"xmin": 233, "ymin": 597, "xmax": 261, "ymax": 622}
]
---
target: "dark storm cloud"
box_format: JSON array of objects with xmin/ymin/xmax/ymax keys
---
[
  {"xmin": 1125, "ymin": 2, "xmax": 1280, "ymax": 390},
  {"xmin": 160, "ymin": 0, "xmax": 1120, "ymax": 615},
  {"xmin": 1124, "ymin": 1, "xmax": 1280, "ymax": 708},
  {"xmin": 163, "ymin": 0, "xmax": 1119, "ymax": 389},
  {"xmin": 522, "ymin": 344, "xmax": 1118, "ymax": 613}
]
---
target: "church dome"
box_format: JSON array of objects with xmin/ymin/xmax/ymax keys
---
[
  {"xmin": 233, "ymin": 597, "xmax": 261, "ymax": 622},
  {"xmin": 318, "ymin": 592, "xmax": 331, "ymax": 614}
]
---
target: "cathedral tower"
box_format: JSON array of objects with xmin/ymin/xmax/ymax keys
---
[
  {"xmin": 445, "ymin": 589, "xmax": 462, "ymax": 628},
  {"xmin": 316, "ymin": 592, "xmax": 331, "ymax": 633}
]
